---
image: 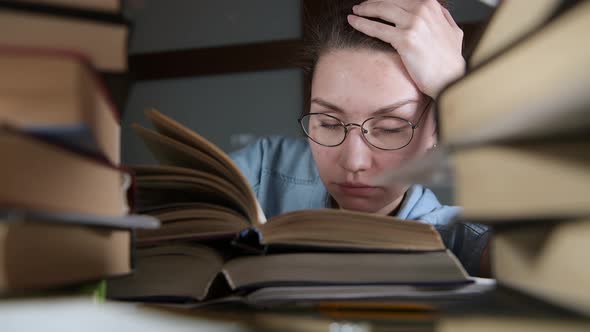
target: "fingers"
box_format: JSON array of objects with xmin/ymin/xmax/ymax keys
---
[
  {"xmin": 352, "ymin": 1, "xmax": 413, "ymax": 29},
  {"xmin": 441, "ymin": 6, "xmax": 460, "ymax": 30},
  {"xmin": 347, "ymin": 14, "xmax": 403, "ymax": 47},
  {"xmin": 352, "ymin": 0, "xmax": 449, "ymax": 31},
  {"xmin": 356, "ymin": 0, "xmax": 449, "ymax": 24},
  {"xmin": 360, "ymin": 0, "xmax": 418, "ymax": 12}
]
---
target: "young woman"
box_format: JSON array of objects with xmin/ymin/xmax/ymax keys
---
[{"xmin": 230, "ymin": 0, "xmax": 489, "ymax": 276}]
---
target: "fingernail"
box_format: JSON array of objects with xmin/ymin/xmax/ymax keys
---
[{"xmin": 352, "ymin": 5, "xmax": 358, "ymax": 12}]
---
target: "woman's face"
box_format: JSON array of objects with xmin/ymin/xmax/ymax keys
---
[{"xmin": 309, "ymin": 48, "xmax": 436, "ymax": 215}]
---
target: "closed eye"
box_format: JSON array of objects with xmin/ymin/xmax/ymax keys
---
[
  {"xmin": 372, "ymin": 127, "xmax": 405, "ymax": 134},
  {"xmin": 320, "ymin": 123, "xmax": 342, "ymax": 130}
]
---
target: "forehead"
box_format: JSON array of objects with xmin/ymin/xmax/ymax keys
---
[{"xmin": 311, "ymin": 49, "xmax": 421, "ymax": 114}]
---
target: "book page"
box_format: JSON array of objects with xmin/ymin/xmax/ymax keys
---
[
  {"xmin": 132, "ymin": 124, "xmax": 260, "ymax": 223},
  {"xmin": 143, "ymin": 109, "xmax": 266, "ymax": 223},
  {"xmin": 262, "ymin": 209, "xmax": 445, "ymax": 251},
  {"xmin": 133, "ymin": 165, "xmax": 252, "ymax": 218}
]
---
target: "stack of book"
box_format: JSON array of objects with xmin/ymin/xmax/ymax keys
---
[
  {"xmin": 431, "ymin": 0, "xmax": 590, "ymax": 327},
  {"xmin": 0, "ymin": 0, "xmax": 156, "ymax": 295},
  {"xmin": 106, "ymin": 109, "xmax": 484, "ymax": 305}
]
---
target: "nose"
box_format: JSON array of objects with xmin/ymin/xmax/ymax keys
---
[{"xmin": 338, "ymin": 126, "xmax": 373, "ymax": 174}]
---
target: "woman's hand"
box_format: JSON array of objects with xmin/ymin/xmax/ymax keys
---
[{"xmin": 348, "ymin": 0, "xmax": 465, "ymax": 98}]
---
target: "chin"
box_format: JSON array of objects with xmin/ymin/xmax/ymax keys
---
[{"xmin": 335, "ymin": 197, "xmax": 386, "ymax": 214}]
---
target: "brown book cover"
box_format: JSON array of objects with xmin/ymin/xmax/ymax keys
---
[
  {"xmin": 438, "ymin": 0, "xmax": 590, "ymax": 146},
  {"xmin": 467, "ymin": 0, "xmax": 564, "ymax": 68},
  {"xmin": 0, "ymin": 127, "xmax": 131, "ymax": 217},
  {"xmin": 0, "ymin": 47, "xmax": 121, "ymax": 164},
  {"xmin": 6, "ymin": 0, "xmax": 121, "ymax": 14},
  {"xmin": 492, "ymin": 219, "xmax": 590, "ymax": 317},
  {"xmin": 108, "ymin": 244, "xmax": 470, "ymax": 303},
  {"xmin": 0, "ymin": 1, "xmax": 127, "ymax": 72}
]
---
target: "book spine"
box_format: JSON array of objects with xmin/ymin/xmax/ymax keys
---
[
  {"xmin": 0, "ymin": 0, "xmax": 128, "ymax": 24},
  {"xmin": 0, "ymin": 126, "xmax": 127, "ymax": 172}
]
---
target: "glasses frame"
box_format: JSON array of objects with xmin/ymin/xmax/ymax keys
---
[{"xmin": 298, "ymin": 98, "xmax": 433, "ymax": 151}]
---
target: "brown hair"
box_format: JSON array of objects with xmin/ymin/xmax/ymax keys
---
[{"xmin": 300, "ymin": 0, "xmax": 450, "ymax": 77}]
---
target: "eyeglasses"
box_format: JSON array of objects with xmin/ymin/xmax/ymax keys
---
[{"xmin": 299, "ymin": 98, "xmax": 432, "ymax": 151}]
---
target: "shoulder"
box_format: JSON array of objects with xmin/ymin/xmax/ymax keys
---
[
  {"xmin": 229, "ymin": 136, "xmax": 327, "ymax": 217},
  {"xmin": 230, "ymin": 136, "xmax": 309, "ymax": 163},
  {"xmin": 397, "ymin": 184, "xmax": 488, "ymax": 240},
  {"xmin": 397, "ymin": 185, "xmax": 461, "ymax": 225},
  {"xmin": 397, "ymin": 185, "xmax": 490, "ymax": 275},
  {"xmin": 230, "ymin": 136, "xmax": 319, "ymax": 184}
]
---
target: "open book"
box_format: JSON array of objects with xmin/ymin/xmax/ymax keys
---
[
  {"xmin": 131, "ymin": 109, "xmax": 449, "ymax": 252},
  {"xmin": 106, "ymin": 109, "xmax": 471, "ymax": 302}
]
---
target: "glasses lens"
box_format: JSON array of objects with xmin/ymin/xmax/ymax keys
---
[
  {"xmin": 300, "ymin": 113, "xmax": 345, "ymax": 146},
  {"xmin": 363, "ymin": 116, "xmax": 413, "ymax": 150}
]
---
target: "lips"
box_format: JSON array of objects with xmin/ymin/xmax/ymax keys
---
[{"xmin": 336, "ymin": 182, "xmax": 380, "ymax": 196}]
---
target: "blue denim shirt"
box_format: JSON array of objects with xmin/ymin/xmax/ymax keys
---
[{"xmin": 230, "ymin": 136, "xmax": 489, "ymax": 276}]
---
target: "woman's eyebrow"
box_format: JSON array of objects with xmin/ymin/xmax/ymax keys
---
[
  {"xmin": 372, "ymin": 99, "xmax": 421, "ymax": 116},
  {"xmin": 311, "ymin": 98, "xmax": 420, "ymax": 115},
  {"xmin": 311, "ymin": 98, "xmax": 345, "ymax": 113}
]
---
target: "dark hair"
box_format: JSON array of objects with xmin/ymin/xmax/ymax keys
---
[{"xmin": 300, "ymin": 0, "xmax": 450, "ymax": 76}]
